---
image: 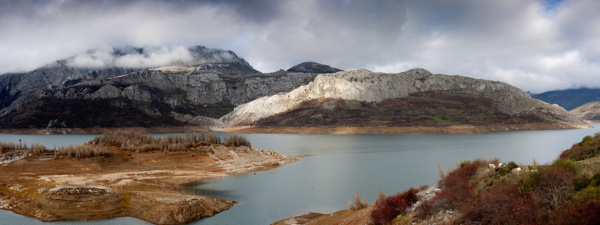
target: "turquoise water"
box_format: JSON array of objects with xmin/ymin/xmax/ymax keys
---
[{"xmin": 1, "ymin": 126, "xmax": 600, "ymax": 224}]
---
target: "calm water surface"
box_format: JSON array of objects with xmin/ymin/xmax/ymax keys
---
[{"xmin": 1, "ymin": 125, "xmax": 600, "ymax": 225}]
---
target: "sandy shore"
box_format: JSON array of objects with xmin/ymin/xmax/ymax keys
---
[
  {"xmin": 228, "ymin": 123, "xmax": 593, "ymax": 134},
  {"xmin": 0, "ymin": 145, "xmax": 299, "ymax": 224}
]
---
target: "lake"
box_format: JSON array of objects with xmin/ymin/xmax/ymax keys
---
[{"xmin": 1, "ymin": 125, "xmax": 600, "ymax": 224}]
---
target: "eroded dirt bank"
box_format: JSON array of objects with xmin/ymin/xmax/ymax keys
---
[
  {"xmin": 228, "ymin": 123, "xmax": 593, "ymax": 134},
  {"xmin": 0, "ymin": 145, "xmax": 299, "ymax": 224}
]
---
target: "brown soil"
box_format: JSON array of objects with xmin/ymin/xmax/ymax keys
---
[
  {"xmin": 229, "ymin": 123, "xmax": 593, "ymax": 134},
  {"xmin": 271, "ymin": 207, "xmax": 372, "ymax": 225},
  {"xmin": 0, "ymin": 145, "xmax": 299, "ymax": 224}
]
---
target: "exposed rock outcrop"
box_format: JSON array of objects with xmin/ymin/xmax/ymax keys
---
[
  {"xmin": 221, "ymin": 68, "xmax": 590, "ymax": 129},
  {"xmin": 0, "ymin": 46, "xmax": 342, "ymax": 129}
]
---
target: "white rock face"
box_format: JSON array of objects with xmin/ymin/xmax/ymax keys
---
[{"xmin": 220, "ymin": 68, "xmax": 588, "ymax": 127}]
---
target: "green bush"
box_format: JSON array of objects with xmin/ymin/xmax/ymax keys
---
[
  {"xmin": 522, "ymin": 169, "xmax": 542, "ymax": 193},
  {"xmin": 552, "ymin": 158, "xmax": 580, "ymax": 173},
  {"xmin": 560, "ymin": 133, "xmax": 600, "ymax": 160}
]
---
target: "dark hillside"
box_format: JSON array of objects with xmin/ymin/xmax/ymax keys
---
[
  {"xmin": 254, "ymin": 92, "xmax": 548, "ymax": 127},
  {"xmin": 286, "ymin": 62, "xmax": 342, "ymax": 74}
]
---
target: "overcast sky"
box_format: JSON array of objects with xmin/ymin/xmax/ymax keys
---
[{"xmin": 1, "ymin": 0, "xmax": 599, "ymax": 93}]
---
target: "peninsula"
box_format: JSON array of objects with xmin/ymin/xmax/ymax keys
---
[{"xmin": 0, "ymin": 131, "xmax": 298, "ymax": 224}]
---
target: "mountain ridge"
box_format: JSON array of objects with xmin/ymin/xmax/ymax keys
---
[
  {"xmin": 0, "ymin": 46, "xmax": 340, "ymax": 129},
  {"xmin": 0, "ymin": 46, "xmax": 590, "ymax": 132},
  {"xmin": 531, "ymin": 88, "xmax": 600, "ymax": 111},
  {"xmin": 221, "ymin": 68, "xmax": 590, "ymax": 131}
]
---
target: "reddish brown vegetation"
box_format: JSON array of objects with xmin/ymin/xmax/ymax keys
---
[
  {"xmin": 411, "ymin": 156, "xmax": 600, "ymax": 225},
  {"xmin": 370, "ymin": 188, "xmax": 418, "ymax": 225},
  {"xmin": 415, "ymin": 160, "xmax": 484, "ymax": 220},
  {"xmin": 253, "ymin": 92, "xmax": 545, "ymax": 128},
  {"xmin": 560, "ymin": 133, "xmax": 600, "ymax": 160}
]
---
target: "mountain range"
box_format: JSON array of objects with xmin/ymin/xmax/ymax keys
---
[
  {"xmin": 531, "ymin": 88, "xmax": 600, "ymax": 111},
  {"xmin": 0, "ymin": 45, "xmax": 590, "ymax": 132},
  {"xmin": 0, "ymin": 46, "xmax": 338, "ymax": 129},
  {"xmin": 221, "ymin": 68, "xmax": 589, "ymax": 132}
]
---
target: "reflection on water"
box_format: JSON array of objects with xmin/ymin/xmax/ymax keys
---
[{"xmin": 1, "ymin": 125, "xmax": 599, "ymax": 224}]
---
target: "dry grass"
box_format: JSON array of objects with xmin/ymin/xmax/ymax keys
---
[
  {"xmin": 223, "ymin": 134, "xmax": 251, "ymax": 147},
  {"xmin": 90, "ymin": 130, "xmax": 238, "ymax": 152},
  {"xmin": 348, "ymin": 187, "xmax": 369, "ymax": 210},
  {"xmin": 55, "ymin": 145, "xmax": 111, "ymax": 159},
  {"xmin": 1, "ymin": 131, "xmax": 251, "ymax": 160},
  {"xmin": 0, "ymin": 140, "xmax": 28, "ymax": 151},
  {"xmin": 437, "ymin": 161, "xmax": 445, "ymax": 179}
]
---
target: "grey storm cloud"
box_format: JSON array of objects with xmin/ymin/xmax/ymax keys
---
[{"xmin": 0, "ymin": 0, "xmax": 599, "ymax": 93}]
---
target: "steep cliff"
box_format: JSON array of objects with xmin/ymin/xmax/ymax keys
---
[{"xmin": 221, "ymin": 68, "xmax": 590, "ymax": 131}]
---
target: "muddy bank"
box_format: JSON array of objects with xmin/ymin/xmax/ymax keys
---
[
  {"xmin": 271, "ymin": 208, "xmax": 372, "ymax": 225},
  {"xmin": 0, "ymin": 145, "xmax": 299, "ymax": 224},
  {"xmin": 229, "ymin": 123, "xmax": 593, "ymax": 134}
]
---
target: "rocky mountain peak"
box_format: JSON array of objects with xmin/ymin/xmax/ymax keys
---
[
  {"xmin": 286, "ymin": 62, "xmax": 342, "ymax": 74},
  {"xmin": 187, "ymin": 46, "xmax": 255, "ymax": 69}
]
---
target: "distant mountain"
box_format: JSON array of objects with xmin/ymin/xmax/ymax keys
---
[
  {"xmin": 570, "ymin": 101, "xmax": 600, "ymax": 121},
  {"xmin": 286, "ymin": 62, "xmax": 342, "ymax": 74},
  {"xmin": 531, "ymin": 88, "xmax": 600, "ymax": 111},
  {"xmin": 222, "ymin": 69, "xmax": 590, "ymax": 132},
  {"xmin": 0, "ymin": 46, "xmax": 341, "ymax": 129}
]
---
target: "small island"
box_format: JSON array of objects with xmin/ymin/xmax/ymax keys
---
[{"xmin": 0, "ymin": 131, "xmax": 299, "ymax": 224}]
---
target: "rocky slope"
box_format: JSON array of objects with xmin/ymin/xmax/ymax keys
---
[
  {"xmin": 570, "ymin": 101, "xmax": 600, "ymax": 121},
  {"xmin": 0, "ymin": 46, "xmax": 340, "ymax": 129},
  {"xmin": 221, "ymin": 68, "xmax": 590, "ymax": 131}
]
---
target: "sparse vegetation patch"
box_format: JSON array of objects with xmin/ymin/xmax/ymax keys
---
[
  {"xmin": 1, "ymin": 131, "xmax": 250, "ymax": 160},
  {"xmin": 253, "ymin": 92, "xmax": 546, "ymax": 127}
]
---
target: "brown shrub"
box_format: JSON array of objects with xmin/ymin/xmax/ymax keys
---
[
  {"xmin": 370, "ymin": 188, "xmax": 418, "ymax": 225},
  {"xmin": 348, "ymin": 187, "xmax": 368, "ymax": 210},
  {"xmin": 92, "ymin": 131, "xmax": 227, "ymax": 152},
  {"xmin": 224, "ymin": 134, "xmax": 251, "ymax": 147},
  {"xmin": 200, "ymin": 132, "xmax": 221, "ymax": 144},
  {"xmin": 415, "ymin": 160, "xmax": 486, "ymax": 219},
  {"xmin": 53, "ymin": 145, "xmax": 110, "ymax": 159},
  {"xmin": 551, "ymin": 198, "xmax": 600, "ymax": 225},
  {"xmin": 464, "ymin": 185, "xmax": 538, "ymax": 225},
  {"xmin": 560, "ymin": 133, "xmax": 600, "ymax": 160},
  {"xmin": 533, "ymin": 167, "xmax": 575, "ymax": 209}
]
